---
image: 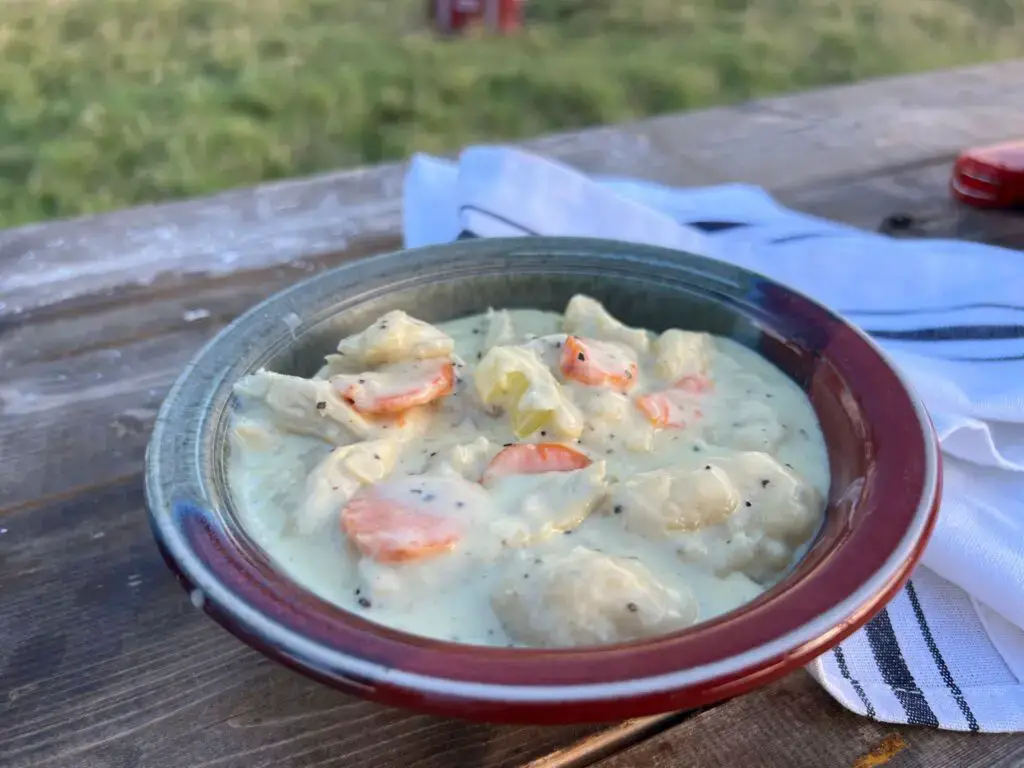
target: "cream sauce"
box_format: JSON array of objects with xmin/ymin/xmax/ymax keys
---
[{"xmin": 227, "ymin": 297, "xmax": 830, "ymax": 648}]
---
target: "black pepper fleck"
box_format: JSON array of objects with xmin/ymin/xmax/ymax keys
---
[
  {"xmin": 692, "ymin": 445, "xmax": 702, "ymax": 452},
  {"xmin": 472, "ymin": 328, "xmax": 481, "ymax": 335},
  {"xmin": 613, "ymin": 505, "xmax": 624, "ymax": 515},
  {"xmin": 577, "ymin": 352, "xmax": 586, "ymax": 361},
  {"xmin": 358, "ymin": 597, "xmax": 372, "ymax": 609},
  {"xmin": 373, "ymin": 453, "xmax": 380, "ymax": 460},
  {"xmin": 704, "ymin": 464, "xmax": 712, "ymax": 471},
  {"xmin": 761, "ymin": 479, "xmax": 770, "ymax": 488},
  {"xmin": 744, "ymin": 501, "xmax": 752, "ymax": 508},
  {"xmin": 456, "ymin": 501, "xmax": 465, "ymax": 508},
  {"xmin": 477, "ymin": 352, "xmax": 483, "ymax": 360},
  {"xmin": 316, "ymin": 401, "xmax": 326, "ymax": 410},
  {"xmin": 410, "ymin": 489, "xmax": 423, "ymax": 495},
  {"xmin": 429, "ymin": 451, "xmax": 437, "ymax": 457},
  {"xmin": 358, "ymin": 378, "xmax": 366, "ymax": 384},
  {"xmin": 606, "ymin": 448, "xmax": 614, "ymax": 455},
  {"xmin": 540, "ymin": 431, "xmax": 547, "ymax": 437},
  {"xmin": 626, "ymin": 602, "xmax": 639, "ymax": 613},
  {"xmin": 563, "ymin": 530, "xmax": 573, "ymax": 535},
  {"xmin": 504, "ymin": 442, "xmax": 513, "ymax": 447}
]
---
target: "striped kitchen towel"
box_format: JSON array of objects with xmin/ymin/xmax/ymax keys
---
[{"xmin": 402, "ymin": 147, "xmax": 1024, "ymax": 732}]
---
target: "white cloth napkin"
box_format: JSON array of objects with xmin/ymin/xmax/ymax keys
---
[{"xmin": 403, "ymin": 147, "xmax": 1024, "ymax": 732}]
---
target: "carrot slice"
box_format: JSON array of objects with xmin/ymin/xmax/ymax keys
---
[
  {"xmin": 560, "ymin": 336, "xmax": 638, "ymax": 393},
  {"xmin": 482, "ymin": 442, "xmax": 592, "ymax": 485},
  {"xmin": 333, "ymin": 359, "xmax": 455, "ymax": 416},
  {"xmin": 636, "ymin": 390, "xmax": 704, "ymax": 428},
  {"xmin": 675, "ymin": 374, "xmax": 714, "ymax": 394},
  {"xmin": 341, "ymin": 485, "xmax": 462, "ymax": 563}
]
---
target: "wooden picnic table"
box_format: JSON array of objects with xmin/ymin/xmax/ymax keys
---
[{"xmin": 4, "ymin": 60, "xmax": 1024, "ymax": 768}]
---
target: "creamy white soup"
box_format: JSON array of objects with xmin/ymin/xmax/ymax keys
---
[{"xmin": 228, "ymin": 295, "xmax": 829, "ymax": 648}]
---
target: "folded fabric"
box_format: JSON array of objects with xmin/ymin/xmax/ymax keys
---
[{"xmin": 403, "ymin": 147, "xmax": 1024, "ymax": 731}]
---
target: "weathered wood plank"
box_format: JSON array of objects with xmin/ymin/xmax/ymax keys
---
[
  {"xmin": 780, "ymin": 160, "xmax": 1024, "ymax": 245},
  {"xmin": 593, "ymin": 672, "xmax": 1024, "ymax": 768},
  {"xmin": 0, "ymin": 249, "xmax": 397, "ymax": 513},
  {"xmin": 0, "ymin": 478, "xmax": 604, "ymax": 768},
  {"xmin": 2, "ymin": 60, "xmax": 1022, "ymax": 320}
]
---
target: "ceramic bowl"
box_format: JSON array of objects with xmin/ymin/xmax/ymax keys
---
[{"xmin": 145, "ymin": 237, "xmax": 940, "ymax": 724}]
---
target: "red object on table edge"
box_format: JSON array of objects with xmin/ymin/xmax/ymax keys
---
[{"xmin": 951, "ymin": 140, "xmax": 1024, "ymax": 209}]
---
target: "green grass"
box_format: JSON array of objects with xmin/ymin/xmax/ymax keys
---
[{"xmin": 1, "ymin": 0, "xmax": 1022, "ymax": 227}]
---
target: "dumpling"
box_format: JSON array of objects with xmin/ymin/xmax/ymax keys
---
[
  {"xmin": 233, "ymin": 369, "xmax": 372, "ymax": 444},
  {"xmin": 673, "ymin": 452, "xmax": 824, "ymax": 582},
  {"xmin": 427, "ymin": 436, "xmax": 497, "ymax": 481},
  {"xmin": 298, "ymin": 439, "xmax": 400, "ymax": 534},
  {"xmin": 563, "ymin": 295, "xmax": 650, "ymax": 353},
  {"xmin": 606, "ymin": 465, "xmax": 740, "ymax": 539},
  {"xmin": 328, "ymin": 311, "xmax": 454, "ymax": 371},
  {"xmin": 654, "ymin": 329, "xmax": 713, "ymax": 383},
  {"xmin": 474, "ymin": 345, "xmax": 584, "ymax": 439},
  {"xmin": 492, "ymin": 547, "xmax": 698, "ymax": 647},
  {"xmin": 487, "ymin": 461, "xmax": 608, "ymax": 546}
]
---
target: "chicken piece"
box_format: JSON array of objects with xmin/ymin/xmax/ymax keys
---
[
  {"xmin": 521, "ymin": 334, "xmax": 569, "ymax": 369},
  {"xmin": 607, "ymin": 464, "xmax": 740, "ymax": 539},
  {"xmin": 492, "ymin": 547, "xmax": 698, "ymax": 647},
  {"xmin": 560, "ymin": 336, "xmax": 638, "ymax": 393},
  {"xmin": 331, "ymin": 358, "xmax": 455, "ymax": 416},
  {"xmin": 653, "ymin": 329, "xmax": 714, "ymax": 383},
  {"xmin": 575, "ymin": 389, "xmax": 655, "ymax": 454},
  {"xmin": 233, "ymin": 369, "xmax": 371, "ymax": 444},
  {"xmin": 427, "ymin": 436, "xmax": 496, "ymax": 481},
  {"xmin": 487, "ymin": 461, "xmax": 607, "ymax": 546},
  {"xmin": 330, "ymin": 310, "xmax": 454, "ymax": 370},
  {"xmin": 298, "ymin": 439, "xmax": 399, "ymax": 534},
  {"xmin": 475, "ymin": 345, "xmax": 584, "ymax": 439},
  {"xmin": 563, "ymin": 295, "xmax": 650, "ymax": 353}
]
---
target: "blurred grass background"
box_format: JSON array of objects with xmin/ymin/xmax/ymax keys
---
[{"xmin": 1, "ymin": 0, "xmax": 1022, "ymax": 227}]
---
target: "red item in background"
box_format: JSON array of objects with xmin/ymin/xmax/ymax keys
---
[
  {"xmin": 431, "ymin": 0, "xmax": 523, "ymax": 34},
  {"xmin": 951, "ymin": 140, "xmax": 1024, "ymax": 209}
]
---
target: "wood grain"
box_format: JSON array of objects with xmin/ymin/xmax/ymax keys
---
[
  {"xmin": 0, "ymin": 249, "xmax": 397, "ymax": 513},
  {"xmin": 592, "ymin": 673, "xmax": 1024, "ymax": 768},
  {"xmin": 0, "ymin": 478, "xmax": 605, "ymax": 768}
]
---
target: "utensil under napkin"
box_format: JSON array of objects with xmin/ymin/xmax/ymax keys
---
[{"xmin": 402, "ymin": 146, "xmax": 1024, "ymax": 732}]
